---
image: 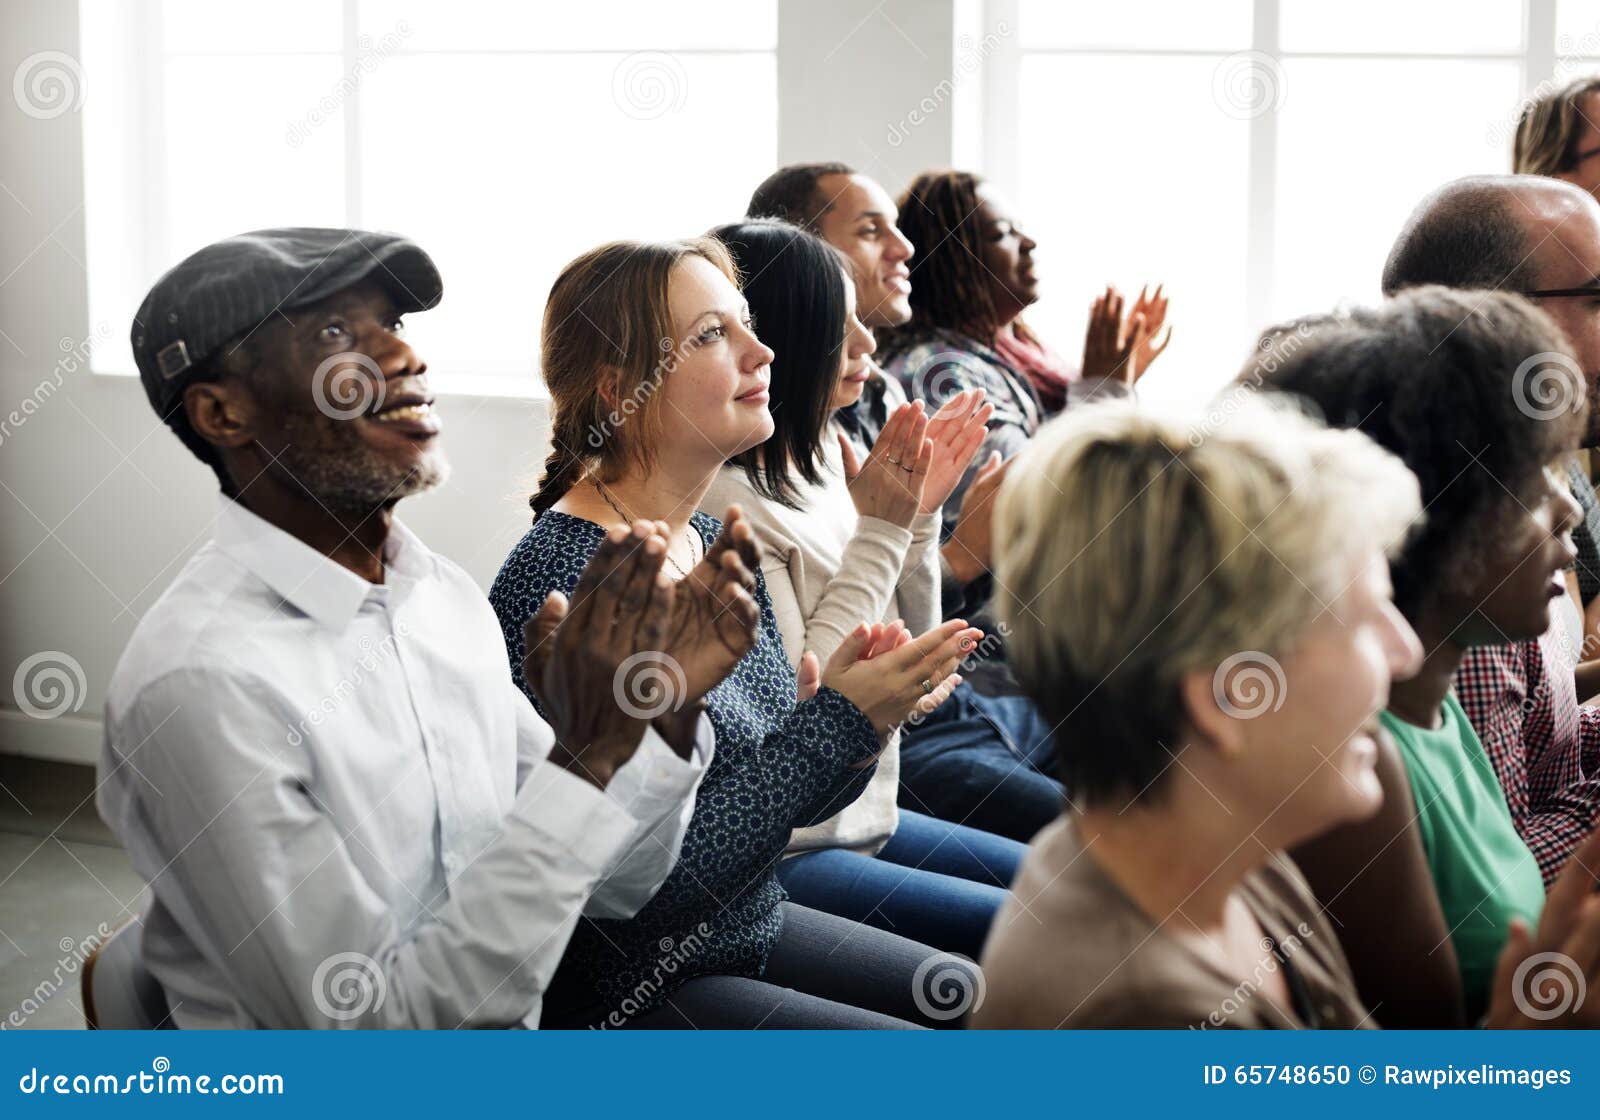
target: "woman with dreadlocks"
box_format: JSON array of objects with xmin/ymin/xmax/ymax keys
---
[{"xmin": 879, "ymin": 170, "xmax": 1171, "ymax": 538}]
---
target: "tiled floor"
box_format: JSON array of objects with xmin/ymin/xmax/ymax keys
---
[{"xmin": 0, "ymin": 756, "xmax": 147, "ymax": 1030}]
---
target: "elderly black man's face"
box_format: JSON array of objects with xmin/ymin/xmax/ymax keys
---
[{"xmin": 241, "ymin": 279, "xmax": 448, "ymax": 512}]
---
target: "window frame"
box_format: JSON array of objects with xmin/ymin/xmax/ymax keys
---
[
  {"xmin": 980, "ymin": 0, "xmax": 1577, "ymax": 336},
  {"xmin": 84, "ymin": 0, "xmax": 781, "ymax": 398}
]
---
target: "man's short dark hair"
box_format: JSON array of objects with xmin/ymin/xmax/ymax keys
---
[
  {"xmin": 1380, "ymin": 176, "xmax": 1539, "ymax": 295},
  {"xmin": 746, "ymin": 162, "xmax": 855, "ymax": 230}
]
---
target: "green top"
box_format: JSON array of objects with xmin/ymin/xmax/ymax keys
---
[{"xmin": 1379, "ymin": 692, "xmax": 1544, "ymax": 1017}]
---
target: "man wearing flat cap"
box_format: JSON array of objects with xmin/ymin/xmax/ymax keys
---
[{"xmin": 98, "ymin": 229, "xmax": 762, "ymax": 1028}]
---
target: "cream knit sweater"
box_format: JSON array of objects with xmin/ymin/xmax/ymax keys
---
[{"xmin": 702, "ymin": 423, "xmax": 941, "ymax": 856}]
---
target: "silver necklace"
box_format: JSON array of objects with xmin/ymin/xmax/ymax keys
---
[{"xmin": 593, "ymin": 480, "xmax": 701, "ymax": 580}]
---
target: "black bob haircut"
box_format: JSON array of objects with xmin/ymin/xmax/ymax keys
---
[{"xmin": 711, "ymin": 219, "xmax": 850, "ymax": 509}]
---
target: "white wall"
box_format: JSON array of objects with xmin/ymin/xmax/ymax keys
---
[{"xmin": 0, "ymin": 0, "xmax": 963, "ymax": 762}]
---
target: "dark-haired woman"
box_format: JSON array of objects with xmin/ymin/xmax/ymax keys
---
[
  {"xmin": 490, "ymin": 236, "xmax": 985, "ymax": 1029},
  {"xmin": 1255, "ymin": 287, "xmax": 1588, "ymax": 1023},
  {"xmin": 880, "ymin": 170, "xmax": 1169, "ymax": 514},
  {"xmin": 703, "ymin": 220, "xmax": 1038, "ymax": 959}
]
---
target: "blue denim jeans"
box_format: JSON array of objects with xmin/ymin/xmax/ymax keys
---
[
  {"xmin": 896, "ymin": 682, "xmax": 1064, "ymax": 843},
  {"xmin": 775, "ymin": 809, "xmax": 1026, "ymax": 960}
]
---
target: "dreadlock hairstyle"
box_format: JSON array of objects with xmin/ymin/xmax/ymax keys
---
[
  {"xmin": 884, "ymin": 170, "xmax": 1004, "ymax": 351},
  {"xmin": 529, "ymin": 237, "xmax": 738, "ymax": 517},
  {"xmin": 746, "ymin": 162, "xmax": 856, "ymax": 230},
  {"xmin": 712, "ymin": 219, "xmax": 850, "ymax": 509}
]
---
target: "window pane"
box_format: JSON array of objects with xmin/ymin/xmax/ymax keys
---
[
  {"xmin": 360, "ymin": 53, "xmax": 776, "ymax": 386},
  {"xmin": 1279, "ymin": 0, "xmax": 1523, "ymax": 54},
  {"xmin": 1020, "ymin": 0, "xmax": 1251, "ymax": 50},
  {"xmin": 1015, "ymin": 54, "xmax": 1251, "ymax": 406},
  {"xmin": 161, "ymin": 0, "xmax": 341, "ymax": 54},
  {"xmin": 360, "ymin": 0, "xmax": 776, "ymax": 52},
  {"xmin": 83, "ymin": 0, "xmax": 145, "ymax": 371},
  {"xmin": 1558, "ymin": 0, "xmax": 1600, "ymax": 55},
  {"xmin": 1271, "ymin": 58, "xmax": 1522, "ymax": 321},
  {"xmin": 162, "ymin": 56, "xmax": 347, "ymax": 258}
]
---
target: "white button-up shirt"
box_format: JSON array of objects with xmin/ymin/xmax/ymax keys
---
[{"xmin": 100, "ymin": 498, "xmax": 710, "ymax": 1029}]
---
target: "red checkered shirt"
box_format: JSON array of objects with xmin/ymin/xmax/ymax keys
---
[{"xmin": 1454, "ymin": 630, "xmax": 1600, "ymax": 886}]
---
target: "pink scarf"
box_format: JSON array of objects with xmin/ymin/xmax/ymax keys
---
[{"xmin": 993, "ymin": 321, "xmax": 1076, "ymax": 415}]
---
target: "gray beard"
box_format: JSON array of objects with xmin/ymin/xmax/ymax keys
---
[{"xmin": 270, "ymin": 414, "xmax": 451, "ymax": 515}]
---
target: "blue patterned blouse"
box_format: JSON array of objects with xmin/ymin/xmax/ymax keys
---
[{"xmin": 488, "ymin": 509, "xmax": 878, "ymax": 1020}]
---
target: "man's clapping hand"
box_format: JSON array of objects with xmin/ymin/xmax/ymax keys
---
[
  {"xmin": 523, "ymin": 521, "xmax": 679, "ymax": 788},
  {"xmin": 523, "ymin": 514, "xmax": 761, "ymax": 786}
]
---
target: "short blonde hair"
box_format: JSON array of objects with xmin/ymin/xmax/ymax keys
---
[{"xmin": 992, "ymin": 395, "xmax": 1420, "ymax": 806}]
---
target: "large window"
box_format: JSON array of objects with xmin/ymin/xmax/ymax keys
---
[
  {"xmin": 80, "ymin": 0, "xmax": 777, "ymax": 393},
  {"xmin": 985, "ymin": 0, "xmax": 1600, "ymax": 405}
]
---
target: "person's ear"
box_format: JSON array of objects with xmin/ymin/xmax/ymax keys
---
[
  {"xmin": 1178, "ymin": 667, "xmax": 1248, "ymax": 760},
  {"xmin": 183, "ymin": 378, "xmax": 258, "ymax": 454},
  {"xmin": 596, "ymin": 365, "xmax": 624, "ymax": 411}
]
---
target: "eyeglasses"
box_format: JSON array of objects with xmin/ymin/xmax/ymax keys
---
[{"xmin": 1522, "ymin": 286, "xmax": 1600, "ymax": 299}]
